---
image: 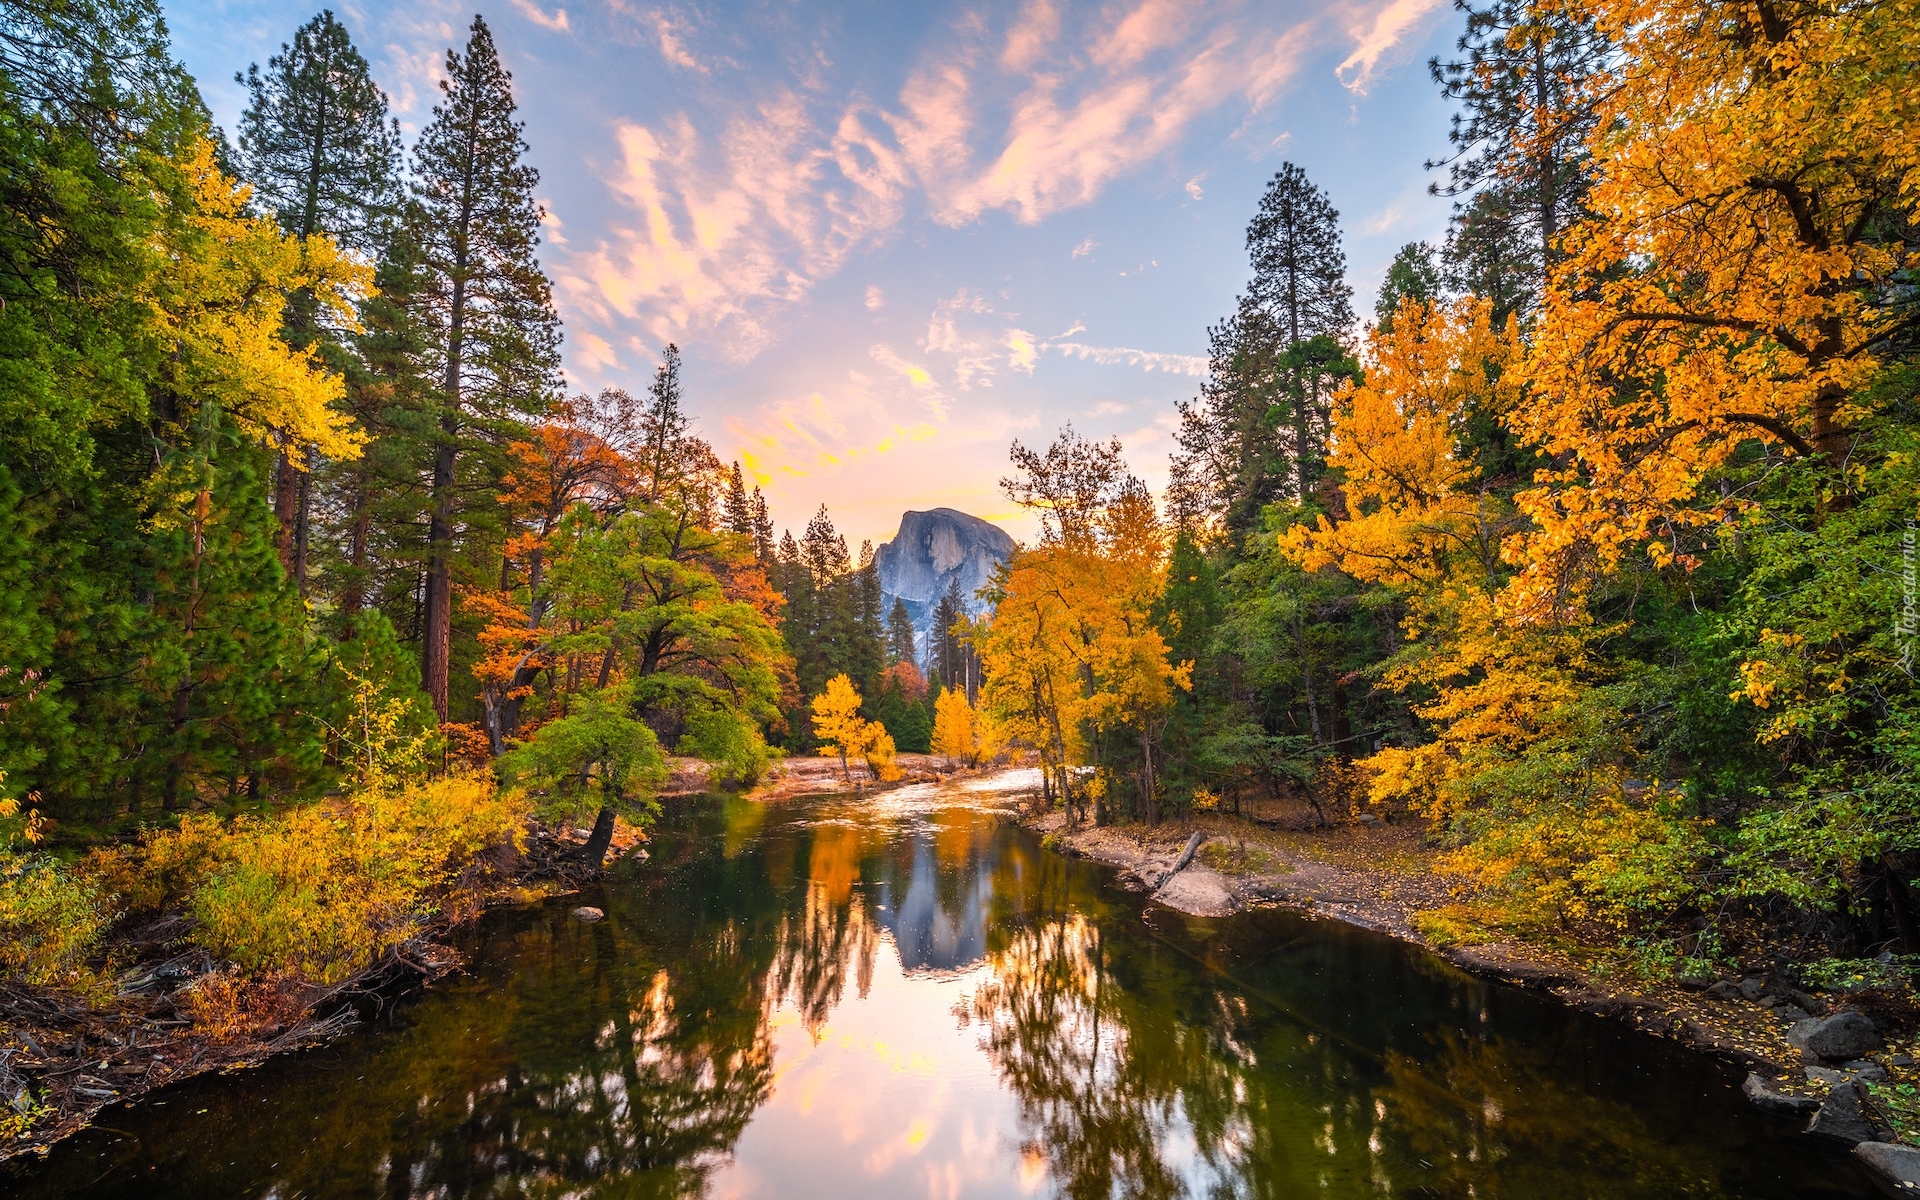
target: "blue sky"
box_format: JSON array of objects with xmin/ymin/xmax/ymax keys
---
[{"xmin": 168, "ymin": 0, "xmax": 1463, "ymax": 544}]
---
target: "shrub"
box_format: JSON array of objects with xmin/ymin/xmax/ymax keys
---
[
  {"xmin": 0, "ymin": 854, "xmax": 112, "ymax": 993},
  {"xmin": 118, "ymin": 772, "xmax": 525, "ymax": 985},
  {"xmin": 680, "ymin": 706, "xmax": 775, "ymax": 787}
]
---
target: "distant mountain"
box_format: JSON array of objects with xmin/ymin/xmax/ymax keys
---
[{"xmin": 874, "ymin": 508, "xmax": 1015, "ymax": 651}]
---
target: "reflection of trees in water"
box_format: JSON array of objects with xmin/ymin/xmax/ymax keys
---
[
  {"xmin": 769, "ymin": 823, "xmax": 881, "ymax": 1033},
  {"xmin": 1375, "ymin": 1027, "xmax": 1729, "ymax": 1199},
  {"xmin": 963, "ymin": 849, "xmax": 1416, "ymax": 1199},
  {"xmin": 363, "ymin": 901, "xmax": 780, "ymax": 1199}
]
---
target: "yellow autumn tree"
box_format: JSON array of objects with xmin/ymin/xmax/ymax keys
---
[
  {"xmin": 932, "ymin": 687, "xmax": 977, "ymax": 768},
  {"xmin": 1286, "ymin": 298, "xmax": 1707, "ymax": 925},
  {"xmin": 148, "ymin": 137, "xmax": 370, "ymax": 465},
  {"xmin": 1508, "ymin": 0, "xmax": 1920, "ymax": 606},
  {"xmin": 977, "ymin": 431, "xmax": 1189, "ymax": 825},
  {"xmin": 811, "ymin": 674, "xmax": 885, "ymax": 786}
]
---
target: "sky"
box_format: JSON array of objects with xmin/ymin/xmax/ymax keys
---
[{"xmin": 165, "ymin": 0, "xmax": 1465, "ymax": 545}]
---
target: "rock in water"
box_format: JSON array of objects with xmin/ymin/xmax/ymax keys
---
[
  {"xmin": 1854, "ymin": 1142, "xmax": 1920, "ymax": 1199},
  {"xmin": 874, "ymin": 509, "xmax": 1015, "ymax": 645},
  {"xmin": 1789, "ymin": 1011, "xmax": 1883, "ymax": 1061},
  {"xmin": 572, "ymin": 906, "xmax": 605, "ymax": 922}
]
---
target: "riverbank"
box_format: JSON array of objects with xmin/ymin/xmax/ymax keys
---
[
  {"xmin": 0, "ymin": 814, "xmax": 636, "ymax": 1162},
  {"xmin": 1019, "ymin": 803, "xmax": 1919, "ymax": 1148}
]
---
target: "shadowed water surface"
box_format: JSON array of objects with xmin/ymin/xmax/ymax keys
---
[{"xmin": 6, "ymin": 772, "xmax": 1872, "ymax": 1198}]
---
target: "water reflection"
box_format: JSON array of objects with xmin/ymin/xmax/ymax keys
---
[{"xmin": 8, "ymin": 780, "xmax": 1871, "ymax": 1199}]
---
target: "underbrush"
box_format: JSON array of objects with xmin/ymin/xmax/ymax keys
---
[{"xmin": 93, "ymin": 771, "xmax": 527, "ymax": 984}]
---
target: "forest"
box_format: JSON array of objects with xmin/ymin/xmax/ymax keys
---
[
  {"xmin": 973, "ymin": 0, "xmax": 1920, "ymax": 981},
  {"xmin": 0, "ymin": 0, "xmax": 1915, "ymax": 1156}
]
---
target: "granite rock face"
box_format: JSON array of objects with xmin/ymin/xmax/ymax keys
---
[{"xmin": 874, "ymin": 508, "xmax": 1015, "ymax": 645}]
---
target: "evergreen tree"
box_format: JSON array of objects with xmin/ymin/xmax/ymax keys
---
[
  {"xmin": 886, "ymin": 596, "xmax": 916, "ymax": 666},
  {"xmin": 235, "ymin": 9, "xmax": 402, "ymax": 588},
  {"xmin": 929, "ymin": 579, "xmax": 966, "ymax": 694},
  {"xmin": 1374, "ymin": 240, "xmax": 1445, "ymax": 331},
  {"xmin": 409, "ymin": 15, "xmax": 561, "ymax": 721},
  {"xmin": 1427, "ymin": 0, "xmax": 1607, "ymax": 321},
  {"xmin": 1171, "ymin": 164, "xmax": 1357, "ymax": 537},
  {"xmin": 235, "ymin": 11, "xmax": 399, "ymax": 257},
  {"xmin": 1246, "ymin": 163, "xmax": 1353, "ymax": 348},
  {"xmin": 722, "ymin": 461, "xmax": 752, "ymax": 535}
]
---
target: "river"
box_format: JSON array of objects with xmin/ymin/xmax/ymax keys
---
[{"xmin": 6, "ymin": 770, "xmax": 1872, "ymax": 1198}]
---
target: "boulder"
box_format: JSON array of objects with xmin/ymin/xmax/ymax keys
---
[
  {"xmin": 1808, "ymin": 1080, "xmax": 1897, "ymax": 1147},
  {"xmin": 1789, "ymin": 1011, "xmax": 1883, "ymax": 1061},
  {"xmin": 1154, "ymin": 866, "xmax": 1237, "ymax": 918},
  {"xmin": 571, "ymin": 906, "xmax": 605, "ymax": 922},
  {"xmin": 1706, "ymin": 980, "xmax": 1742, "ymax": 1002},
  {"xmin": 1854, "ymin": 1142, "xmax": 1920, "ymax": 1199},
  {"xmin": 1743, "ymin": 1073, "xmax": 1820, "ymax": 1116}
]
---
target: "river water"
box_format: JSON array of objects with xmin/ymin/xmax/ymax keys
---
[{"xmin": 8, "ymin": 771, "xmax": 1872, "ymax": 1198}]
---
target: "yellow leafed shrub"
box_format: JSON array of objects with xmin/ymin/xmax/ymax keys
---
[
  {"xmin": 105, "ymin": 772, "xmax": 526, "ymax": 985},
  {"xmin": 0, "ymin": 854, "xmax": 112, "ymax": 994}
]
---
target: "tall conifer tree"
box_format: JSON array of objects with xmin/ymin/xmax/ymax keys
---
[
  {"xmin": 409, "ymin": 15, "xmax": 561, "ymax": 721},
  {"xmin": 1427, "ymin": 0, "xmax": 1607, "ymax": 320},
  {"xmin": 236, "ymin": 10, "xmax": 401, "ymax": 587}
]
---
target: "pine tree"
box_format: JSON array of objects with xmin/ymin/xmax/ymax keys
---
[
  {"xmin": 1172, "ymin": 165, "xmax": 1356, "ymax": 535},
  {"xmin": 410, "ymin": 15, "xmax": 561, "ymax": 722},
  {"xmin": 886, "ymin": 596, "xmax": 916, "ymax": 666},
  {"xmin": 1375, "ymin": 241, "xmax": 1445, "ymax": 332},
  {"xmin": 235, "ymin": 9, "xmax": 402, "ymax": 589},
  {"xmin": 722, "ymin": 461, "xmax": 751, "ymax": 535},
  {"xmin": 1427, "ymin": 0, "xmax": 1607, "ymax": 321},
  {"xmin": 1246, "ymin": 163, "xmax": 1353, "ymax": 348}
]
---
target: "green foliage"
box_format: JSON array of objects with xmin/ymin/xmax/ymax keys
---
[
  {"xmin": 681, "ymin": 706, "xmax": 776, "ymax": 787},
  {"xmin": 501, "ymin": 685, "xmax": 667, "ymax": 826}
]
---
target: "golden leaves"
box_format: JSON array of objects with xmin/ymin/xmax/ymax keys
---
[{"xmin": 147, "ymin": 137, "xmax": 371, "ymax": 464}]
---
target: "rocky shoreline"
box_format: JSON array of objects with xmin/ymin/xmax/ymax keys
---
[{"xmin": 1020, "ymin": 805, "xmax": 1919, "ymax": 1194}]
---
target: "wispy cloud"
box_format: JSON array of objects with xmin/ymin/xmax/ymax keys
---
[
  {"xmin": 648, "ymin": 8, "xmax": 706, "ymax": 71},
  {"xmin": 509, "ymin": 0, "xmax": 570, "ymax": 33},
  {"xmin": 1045, "ymin": 340, "xmax": 1207, "ymax": 376},
  {"xmin": 895, "ymin": 3, "xmax": 1314, "ymax": 226},
  {"xmin": 1184, "ymin": 174, "xmax": 1205, "ymax": 200},
  {"xmin": 554, "ymin": 92, "xmax": 908, "ymax": 359},
  {"xmin": 1071, "ymin": 237, "xmax": 1097, "ymax": 259},
  {"xmin": 1337, "ymin": 0, "xmax": 1450, "ymax": 92}
]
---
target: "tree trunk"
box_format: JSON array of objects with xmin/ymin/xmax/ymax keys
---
[
  {"xmin": 581, "ymin": 804, "xmax": 617, "ymax": 870},
  {"xmin": 273, "ymin": 451, "xmax": 299, "ymax": 573},
  {"xmin": 342, "ymin": 473, "xmax": 372, "ymax": 619},
  {"xmin": 422, "ymin": 429, "xmax": 457, "ymax": 724}
]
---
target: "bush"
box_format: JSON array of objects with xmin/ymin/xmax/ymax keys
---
[
  {"xmin": 0, "ymin": 854, "xmax": 112, "ymax": 992},
  {"xmin": 115, "ymin": 772, "xmax": 525, "ymax": 984}
]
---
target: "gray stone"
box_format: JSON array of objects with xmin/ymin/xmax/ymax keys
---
[
  {"xmin": 1855, "ymin": 1142, "xmax": 1920, "ymax": 1199},
  {"xmin": 874, "ymin": 509, "xmax": 1015, "ymax": 648},
  {"xmin": 1739, "ymin": 977, "xmax": 1766, "ymax": 1001},
  {"xmin": 1781, "ymin": 1005, "xmax": 1811, "ymax": 1022},
  {"xmin": 1789, "ymin": 1011, "xmax": 1884, "ymax": 1061},
  {"xmin": 1676, "ymin": 970, "xmax": 1717, "ymax": 991},
  {"xmin": 1809, "ymin": 1066, "xmax": 1851, "ymax": 1086},
  {"xmin": 1706, "ymin": 980, "xmax": 1741, "ymax": 1002},
  {"xmin": 1808, "ymin": 1081, "xmax": 1896, "ymax": 1147},
  {"xmin": 571, "ymin": 906, "xmax": 605, "ymax": 922},
  {"xmin": 1744, "ymin": 1073, "xmax": 1821, "ymax": 1115}
]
